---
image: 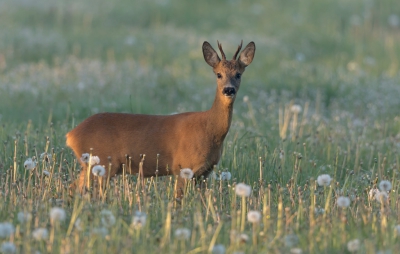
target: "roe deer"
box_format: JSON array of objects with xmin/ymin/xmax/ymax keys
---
[{"xmin": 66, "ymin": 40, "xmax": 255, "ymax": 196}]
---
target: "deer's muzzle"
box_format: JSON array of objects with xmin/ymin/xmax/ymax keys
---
[{"xmin": 222, "ymin": 87, "xmax": 236, "ymax": 97}]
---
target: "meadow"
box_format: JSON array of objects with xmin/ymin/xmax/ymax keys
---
[{"xmin": 1, "ymin": 0, "xmax": 400, "ymax": 253}]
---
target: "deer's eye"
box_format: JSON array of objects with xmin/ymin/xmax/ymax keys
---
[
  {"xmin": 236, "ymin": 73, "xmax": 241, "ymax": 79},
  {"xmin": 217, "ymin": 73, "xmax": 222, "ymax": 79}
]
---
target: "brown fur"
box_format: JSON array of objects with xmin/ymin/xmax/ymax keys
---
[{"xmin": 66, "ymin": 41, "xmax": 255, "ymax": 196}]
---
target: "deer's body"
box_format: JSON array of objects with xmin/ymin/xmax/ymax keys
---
[{"xmin": 67, "ymin": 40, "xmax": 255, "ymax": 195}]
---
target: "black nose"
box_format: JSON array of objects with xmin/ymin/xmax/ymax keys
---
[{"xmin": 222, "ymin": 87, "xmax": 236, "ymax": 96}]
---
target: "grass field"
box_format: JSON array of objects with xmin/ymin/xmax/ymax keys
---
[{"xmin": 1, "ymin": 0, "xmax": 400, "ymax": 253}]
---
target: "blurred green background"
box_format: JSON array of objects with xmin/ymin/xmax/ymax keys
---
[{"xmin": 0, "ymin": 0, "xmax": 399, "ymax": 128}]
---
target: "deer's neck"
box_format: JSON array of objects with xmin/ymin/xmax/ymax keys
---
[{"xmin": 206, "ymin": 91, "xmax": 234, "ymax": 143}]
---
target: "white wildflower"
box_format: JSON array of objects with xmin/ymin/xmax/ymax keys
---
[
  {"xmin": 100, "ymin": 210, "xmax": 116, "ymax": 227},
  {"xmin": 174, "ymin": 228, "xmax": 191, "ymax": 240},
  {"xmin": 337, "ymin": 196, "xmax": 351, "ymax": 208},
  {"xmin": 375, "ymin": 191, "xmax": 388, "ymax": 203},
  {"xmin": 235, "ymin": 183, "xmax": 251, "ymax": 197},
  {"xmin": 1, "ymin": 242, "xmax": 16, "ymax": 254},
  {"xmin": 291, "ymin": 104, "xmax": 302, "ymax": 114},
  {"xmin": 378, "ymin": 180, "xmax": 392, "ymax": 192},
  {"xmin": 24, "ymin": 158, "xmax": 36, "ymax": 170},
  {"xmin": 220, "ymin": 172, "xmax": 231, "ymax": 181},
  {"xmin": 347, "ymin": 239, "xmax": 360, "ymax": 252},
  {"xmin": 32, "ymin": 228, "xmax": 49, "ymax": 240},
  {"xmin": 290, "ymin": 248, "xmax": 303, "ymax": 254},
  {"xmin": 80, "ymin": 153, "xmax": 90, "ymax": 163},
  {"xmin": 50, "ymin": 207, "xmax": 66, "ymax": 224},
  {"xmin": 317, "ymin": 174, "xmax": 332, "ymax": 187},
  {"xmin": 180, "ymin": 168, "xmax": 194, "ymax": 179},
  {"xmin": 212, "ymin": 244, "xmax": 226, "ymax": 254},
  {"xmin": 92, "ymin": 165, "xmax": 106, "ymax": 177},
  {"xmin": 17, "ymin": 211, "xmax": 32, "ymax": 223},
  {"xmin": 284, "ymin": 234, "xmax": 299, "ymax": 247},
  {"xmin": 0, "ymin": 222, "xmax": 15, "ymax": 238},
  {"xmin": 247, "ymin": 210, "xmax": 261, "ymax": 223},
  {"xmin": 132, "ymin": 211, "xmax": 147, "ymax": 229}
]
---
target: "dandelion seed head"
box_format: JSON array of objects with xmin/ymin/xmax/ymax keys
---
[
  {"xmin": 220, "ymin": 172, "xmax": 231, "ymax": 181},
  {"xmin": 132, "ymin": 211, "xmax": 147, "ymax": 229},
  {"xmin": 368, "ymin": 188, "xmax": 379, "ymax": 200},
  {"xmin": 337, "ymin": 196, "xmax": 351, "ymax": 208},
  {"xmin": 212, "ymin": 244, "xmax": 226, "ymax": 254},
  {"xmin": 92, "ymin": 165, "xmax": 106, "ymax": 177},
  {"xmin": 100, "ymin": 210, "xmax": 116, "ymax": 227},
  {"xmin": 50, "ymin": 207, "xmax": 66, "ymax": 223},
  {"xmin": 90, "ymin": 156, "xmax": 100, "ymax": 165},
  {"xmin": 32, "ymin": 228, "xmax": 49, "ymax": 241},
  {"xmin": 290, "ymin": 248, "xmax": 303, "ymax": 254},
  {"xmin": 317, "ymin": 174, "xmax": 332, "ymax": 187},
  {"xmin": 284, "ymin": 234, "xmax": 299, "ymax": 247},
  {"xmin": 24, "ymin": 158, "xmax": 36, "ymax": 170},
  {"xmin": 80, "ymin": 153, "xmax": 90, "ymax": 163},
  {"xmin": 180, "ymin": 168, "xmax": 194, "ymax": 179},
  {"xmin": 238, "ymin": 233, "xmax": 249, "ymax": 243},
  {"xmin": 291, "ymin": 104, "xmax": 302, "ymax": 114},
  {"xmin": 17, "ymin": 211, "xmax": 32, "ymax": 223},
  {"xmin": 1, "ymin": 242, "xmax": 16, "ymax": 254},
  {"xmin": 40, "ymin": 152, "xmax": 52, "ymax": 162},
  {"xmin": 314, "ymin": 207, "xmax": 325, "ymax": 215},
  {"xmin": 247, "ymin": 210, "xmax": 261, "ymax": 223},
  {"xmin": 375, "ymin": 191, "xmax": 388, "ymax": 203},
  {"xmin": 42, "ymin": 170, "xmax": 50, "ymax": 177},
  {"xmin": 347, "ymin": 239, "xmax": 360, "ymax": 252},
  {"xmin": 0, "ymin": 222, "xmax": 15, "ymax": 238},
  {"xmin": 379, "ymin": 180, "xmax": 392, "ymax": 192},
  {"xmin": 235, "ymin": 183, "xmax": 251, "ymax": 197},
  {"xmin": 174, "ymin": 228, "xmax": 191, "ymax": 240},
  {"xmin": 91, "ymin": 227, "xmax": 108, "ymax": 237},
  {"xmin": 74, "ymin": 218, "xmax": 83, "ymax": 231}
]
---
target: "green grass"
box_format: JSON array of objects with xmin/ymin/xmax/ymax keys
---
[{"xmin": 1, "ymin": 0, "xmax": 400, "ymax": 253}]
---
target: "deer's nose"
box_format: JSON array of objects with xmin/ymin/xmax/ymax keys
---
[{"xmin": 222, "ymin": 87, "xmax": 236, "ymax": 97}]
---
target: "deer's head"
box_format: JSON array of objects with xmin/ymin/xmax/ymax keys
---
[{"xmin": 202, "ymin": 41, "xmax": 255, "ymax": 102}]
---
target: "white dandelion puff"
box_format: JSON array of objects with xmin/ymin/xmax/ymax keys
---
[
  {"xmin": 92, "ymin": 165, "xmax": 106, "ymax": 177},
  {"xmin": 17, "ymin": 212, "xmax": 32, "ymax": 223},
  {"xmin": 80, "ymin": 153, "xmax": 90, "ymax": 163},
  {"xmin": 284, "ymin": 234, "xmax": 299, "ymax": 247},
  {"xmin": 368, "ymin": 188, "xmax": 379, "ymax": 200},
  {"xmin": 100, "ymin": 210, "xmax": 116, "ymax": 228},
  {"xmin": 290, "ymin": 248, "xmax": 303, "ymax": 254},
  {"xmin": 1, "ymin": 242, "xmax": 16, "ymax": 254},
  {"xmin": 132, "ymin": 211, "xmax": 147, "ymax": 229},
  {"xmin": 212, "ymin": 244, "xmax": 226, "ymax": 254},
  {"xmin": 0, "ymin": 222, "xmax": 15, "ymax": 238},
  {"xmin": 235, "ymin": 183, "xmax": 251, "ymax": 197},
  {"xmin": 40, "ymin": 153, "xmax": 52, "ymax": 162},
  {"xmin": 347, "ymin": 239, "xmax": 360, "ymax": 252},
  {"xmin": 90, "ymin": 156, "xmax": 100, "ymax": 165},
  {"xmin": 42, "ymin": 170, "xmax": 50, "ymax": 177},
  {"xmin": 74, "ymin": 218, "xmax": 83, "ymax": 231},
  {"xmin": 174, "ymin": 228, "xmax": 191, "ymax": 240},
  {"xmin": 291, "ymin": 104, "xmax": 302, "ymax": 114},
  {"xmin": 379, "ymin": 180, "xmax": 392, "ymax": 192},
  {"xmin": 24, "ymin": 158, "xmax": 36, "ymax": 170},
  {"xmin": 247, "ymin": 210, "xmax": 261, "ymax": 223},
  {"xmin": 32, "ymin": 228, "xmax": 49, "ymax": 241},
  {"xmin": 180, "ymin": 168, "xmax": 194, "ymax": 179},
  {"xmin": 375, "ymin": 191, "xmax": 388, "ymax": 203},
  {"xmin": 50, "ymin": 207, "xmax": 66, "ymax": 224},
  {"xmin": 220, "ymin": 172, "xmax": 232, "ymax": 181},
  {"xmin": 337, "ymin": 196, "xmax": 351, "ymax": 208},
  {"xmin": 317, "ymin": 174, "xmax": 332, "ymax": 187}
]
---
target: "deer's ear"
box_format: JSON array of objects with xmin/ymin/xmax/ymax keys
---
[
  {"xmin": 238, "ymin": 42, "xmax": 255, "ymax": 67},
  {"xmin": 202, "ymin": 41, "xmax": 220, "ymax": 67}
]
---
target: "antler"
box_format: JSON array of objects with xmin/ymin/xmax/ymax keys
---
[
  {"xmin": 232, "ymin": 40, "xmax": 243, "ymax": 60},
  {"xmin": 217, "ymin": 40, "xmax": 226, "ymax": 60}
]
